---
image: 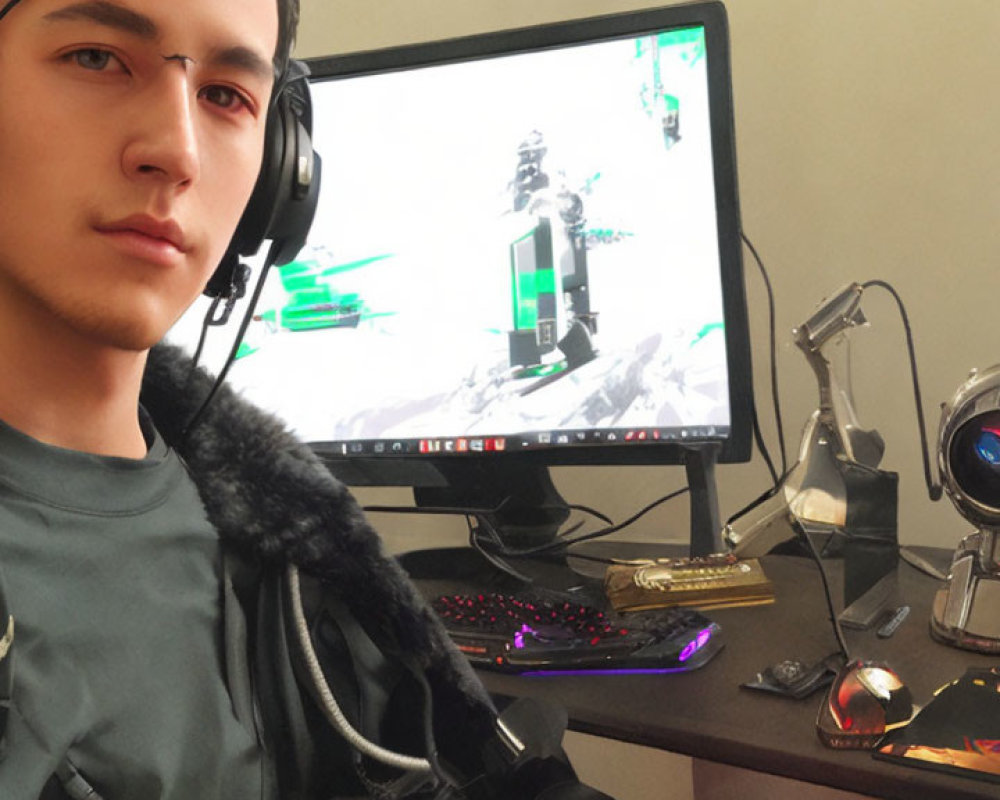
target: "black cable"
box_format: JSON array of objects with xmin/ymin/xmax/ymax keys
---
[
  {"xmin": 861, "ymin": 279, "xmax": 942, "ymax": 501},
  {"xmin": 404, "ymin": 657, "xmax": 462, "ymax": 794},
  {"xmin": 857, "ymin": 280, "xmax": 949, "ymax": 581},
  {"xmin": 751, "ymin": 400, "xmax": 779, "ymax": 486},
  {"xmin": 367, "ymin": 480, "xmax": 690, "ymax": 567},
  {"xmin": 722, "ymin": 233, "xmax": 790, "ymax": 525},
  {"xmin": 362, "ymin": 502, "xmax": 538, "ymax": 580},
  {"xmin": 474, "ymin": 486, "xmax": 690, "ymax": 559},
  {"xmin": 564, "ymin": 503, "xmax": 614, "ymax": 527},
  {"xmin": 363, "ymin": 499, "xmax": 517, "ymax": 521},
  {"xmin": 181, "ymin": 241, "xmax": 281, "ymax": 439},
  {"xmin": 556, "ymin": 519, "xmax": 586, "ymax": 539},
  {"xmin": 190, "ymin": 297, "xmax": 222, "ymax": 372},
  {"xmin": 742, "ymin": 231, "xmax": 788, "ymax": 479},
  {"xmin": 466, "ymin": 516, "xmax": 535, "ymax": 583},
  {"xmin": 725, "ymin": 481, "xmax": 779, "ymax": 527},
  {"xmin": 364, "ymin": 498, "xmax": 616, "ymax": 579},
  {"xmin": 797, "ymin": 528, "xmax": 851, "ymax": 661}
]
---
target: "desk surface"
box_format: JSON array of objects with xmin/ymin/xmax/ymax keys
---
[{"xmin": 455, "ymin": 547, "xmax": 999, "ymax": 800}]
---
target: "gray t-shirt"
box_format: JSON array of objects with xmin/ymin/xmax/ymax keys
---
[{"xmin": 0, "ymin": 413, "xmax": 266, "ymax": 799}]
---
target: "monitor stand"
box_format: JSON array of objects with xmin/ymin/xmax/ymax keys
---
[{"xmin": 684, "ymin": 443, "xmax": 723, "ymax": 556}]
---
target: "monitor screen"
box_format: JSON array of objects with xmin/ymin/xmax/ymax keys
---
[{"xmin": 213, "ymin": 1, "xmax": 750, "ymax": 475}]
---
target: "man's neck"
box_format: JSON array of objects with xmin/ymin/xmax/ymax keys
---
[{"xmin": 0, "ymin": 301, "xmax": 150, "ymax": 460}]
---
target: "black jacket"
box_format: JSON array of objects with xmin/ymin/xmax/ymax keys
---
[{"xmin": 7, "ymin": 344, "xmax": 606, "ymax": 799}]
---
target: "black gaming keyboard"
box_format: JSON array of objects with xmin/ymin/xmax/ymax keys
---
[{"xmin": 432, "ymin": 591, "xmax": 722, "ymax": 673}]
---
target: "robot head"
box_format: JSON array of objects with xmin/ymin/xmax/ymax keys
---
[{"xmin": 938, "ymin": 365, "xmax": 1000, "ymax": 526}]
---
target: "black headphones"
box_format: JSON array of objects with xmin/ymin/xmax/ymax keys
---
[{"xmin": 203, "ymin": 58, "xmax": 321, "ymax": 301}]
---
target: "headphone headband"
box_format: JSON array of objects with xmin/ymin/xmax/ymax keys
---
[{"xmin": 0, "ymin": 0, "xmax": 22, "ymax": 21}]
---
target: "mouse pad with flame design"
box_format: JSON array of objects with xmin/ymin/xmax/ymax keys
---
[{"xmin": 875, "ymin": 666, "xmax": 1000, "ymax": 783}]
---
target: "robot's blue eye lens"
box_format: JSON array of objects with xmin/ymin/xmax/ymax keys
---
[{"xmin": 974, "ymin": 430, "xmax": 1000, "ymax": 465}]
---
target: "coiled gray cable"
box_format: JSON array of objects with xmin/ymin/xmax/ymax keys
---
[{"xmin": 287, "ymin": 564, "xmax": 433, "ymax": 774}]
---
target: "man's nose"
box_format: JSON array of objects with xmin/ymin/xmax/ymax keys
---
[{"xmin": 121, "ymin": 69, "xmax": 201, "ymax": 189}]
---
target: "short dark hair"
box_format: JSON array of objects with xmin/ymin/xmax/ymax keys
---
[
  {"xmin": 0, "ymin": 1, "xmax": 301, "ymax": 78},
  {"xmin": 275, "ymin": 0, "xmax": 300, "ymax": 79}
]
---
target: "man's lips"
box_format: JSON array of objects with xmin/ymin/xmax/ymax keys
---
[
  {"xmin": 94, "ymin": 215, "xmax": 190, "ymax": 267},
  {"xmin": 95, "ymin": 215, "xmax": 189, "ymax": 253}
]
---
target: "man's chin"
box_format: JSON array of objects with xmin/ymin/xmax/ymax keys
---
[{"xmin": 69, "ymin": 308, "xmax": 177, "ymax": 355}]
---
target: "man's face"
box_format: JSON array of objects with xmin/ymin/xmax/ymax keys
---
[{"xmin": 0, "ymin": 0, "xmax": 278, "ymax": 352}]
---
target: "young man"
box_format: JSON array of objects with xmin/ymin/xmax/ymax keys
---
[{"xmin": 0, "ymin": 1, "xmax": 612, "ymax": 797}]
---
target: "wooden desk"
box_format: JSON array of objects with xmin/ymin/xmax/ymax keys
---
[{"xmin": 463, "ymin": 549, "xmax": 999, "ymax": 800}]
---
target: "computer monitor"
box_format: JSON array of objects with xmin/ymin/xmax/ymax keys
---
[{"xmin": 213, "ymin": 0, "xmax": 752, "ymax": 560}]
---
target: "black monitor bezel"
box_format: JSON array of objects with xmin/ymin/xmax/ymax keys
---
[{"xmin": 303, "ymin": 0, "xmax": 753, "ymax": 479}]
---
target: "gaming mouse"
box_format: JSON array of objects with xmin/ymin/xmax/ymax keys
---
[{"xmin": 816, "ymin": 658, "xmax": 914, "ymax": 749}]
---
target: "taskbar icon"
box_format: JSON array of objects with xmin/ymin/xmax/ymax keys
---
[{"xmin": 419, "ymin": 437, "xmax": 506, "ymax": 454}]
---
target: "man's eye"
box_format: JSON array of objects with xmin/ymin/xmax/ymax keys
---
[
  {"xmin": 199, "ymin": 85, "xmax": 253, "ymax": 114},
  {"xmin": 71, "ymin": 48, "xmax": 117, "ymax": 71}
]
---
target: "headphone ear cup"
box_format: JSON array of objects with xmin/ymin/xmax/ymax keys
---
[
  {"xmin": 260, "ymin": 94, "xmax": 322, "ymax": 265},
  {"xmin": 205, "ymin": 67, "xmax": 320, "ymax": 298},
  {"xmin": 229, "ymin": 100, "xmax": 287, "ymax": 259}
]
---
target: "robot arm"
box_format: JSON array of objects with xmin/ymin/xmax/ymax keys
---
[
  {"xmin": 794, "ymin": 282, "xmax": 884, "ymax": 468},
  {"xmin": 725, "ymin": 283, "xmax": 890, "ymax": 557}
]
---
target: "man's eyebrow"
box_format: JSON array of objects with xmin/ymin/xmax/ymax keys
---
[
  {"xmin": 205, "ymin": 45, "xmax": 275, "ymax": 84},
  {"xmin": 42, "ymin": 1, "xmax": 158, "ymax": 39}
]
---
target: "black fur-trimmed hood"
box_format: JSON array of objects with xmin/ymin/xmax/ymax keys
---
[{"xmin": 140, "ymin": 342, "xmax": 490, "ymax": 706}]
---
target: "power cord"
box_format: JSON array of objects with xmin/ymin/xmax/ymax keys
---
[
  {"xmin": 861, "ymin": 279, "xmax": 942, "ymax": 502},
  {"xmin": 742, "ymin": 231, "xmax": 788, "ymax": 481},
  {"xmin": 859, "ymin": 279, "xmax": 947, "ymax": 580},
  {"xmin": 722, "ymin": 234, "xmax": 789, "ymax": 526},
  {"xmin": 798, "ymin": 528, "xmax": 852, "ymax": 661}
]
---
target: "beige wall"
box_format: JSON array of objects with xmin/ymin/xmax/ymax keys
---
[{"xmin": 293, "ymin": 0, "xmax": 1000, "ymax": 551}]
